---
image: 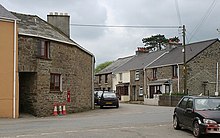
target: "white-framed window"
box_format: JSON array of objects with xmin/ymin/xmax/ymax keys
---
[
  {"xmin": 172, "ymin": 65, "xmax": 178, "ymax": 78},
  {"xmin": 135, "ymin": 70, "xmax": 140, "ymax": 80},
  {"xmin": 119, "ymin": 73, "xmax": 122, "ymax": 81},
  {"xmin": 153, "ymin": 68, "xmax": 157, "ymax": 79},
  {"xmin": 139, "ymin": 86, "xmax": 143, "ymax": 96}
]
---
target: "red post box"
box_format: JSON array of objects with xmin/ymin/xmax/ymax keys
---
[{"xmin": 67, "ymin": 90, "xmax": 71, "ymax": 102}]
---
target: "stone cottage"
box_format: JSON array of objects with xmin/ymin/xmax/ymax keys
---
[
  {"xmin": 13, "ymin": 12, "xmax": 95, "ymax": 117},
  {"xmin": 146, "ymin": 39, "xmax": 220, "ymax": 99}
]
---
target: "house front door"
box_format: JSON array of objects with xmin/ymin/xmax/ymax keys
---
[
  {"xmin": 149, "ymin": 86, "xmax": 155, "ymax": 98},
  {"xmin": 132, "ymin": 86, "xmax": 136, "ymax": 101}
]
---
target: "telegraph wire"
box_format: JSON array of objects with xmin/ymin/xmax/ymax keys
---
[
  {"xmin": 189, "ymin": 0, "xmax": 217, "ymax": 42},
  {"xmin": 175, "ymin": 0, "xmax": 182, "ymax": 25},
  {"xmin": 70, "ymin": 23, "xmax": 181, "ymax": 29}
]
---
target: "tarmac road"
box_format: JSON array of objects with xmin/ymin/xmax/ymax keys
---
[{"xmin": 0, "ymin": 103, "xmax": 219, "ymax": 138}]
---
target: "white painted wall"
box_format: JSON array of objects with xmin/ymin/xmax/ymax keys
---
[
  {"xmin": 112, "ymin": 71, "xmax": 131, "ymax": 101},
  {"xmin": 112, "ymin": 71, "xmax": 130, "ymax": 91}
]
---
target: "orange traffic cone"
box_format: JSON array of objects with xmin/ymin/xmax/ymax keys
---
[
  {"xmin": 62, "ymin": 103, "xmax": 67, "ymax": 115},
  {"xmin": 53, "ymin": 104, "xmax": 58, "ymax": 116},
  {"xmin": 58, "ymin": 105, "xmax": 63, "ymax": 116}
]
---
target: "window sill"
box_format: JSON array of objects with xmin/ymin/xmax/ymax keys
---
[
  {"xmin": 50, "ymin": 90, "xmax": 62, "ymax": 93},
  {"xmin": 36, "ymin": 56, "xmax": 52, "ymax": 60},
  {"xmin": 152, "ymin": 78, "xmax": 157, "ymax": 81}
]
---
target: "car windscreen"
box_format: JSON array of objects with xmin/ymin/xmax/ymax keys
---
[
  {"xmin": 103, "ymin": 93, "xmax": 116, "ymax": 98},
  {"xmin": 195, "ymin": 98, "xmax": 220, "ymax": 110}
]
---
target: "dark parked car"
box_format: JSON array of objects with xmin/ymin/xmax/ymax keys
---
[
  {"xmin": 99, "ymin": 92, "xmax": 119, "ymax": 108},
  {"xmin": 173, "ymin": 96, "xmax": 220, "ymax": 137}
]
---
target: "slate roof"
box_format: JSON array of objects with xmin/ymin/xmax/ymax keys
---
[
  {"xmin": 113, "ymin": 50, "xmax": 167, "ymax": 73},
  {"xmin": 148, "ymin": 39, "xmax": 219, "ymax": 68},
  {"xmin": 12, "ymin": 12, "xmax": 93, "ymax": 56},
  {"xmin": 96, "ymin": 55, "xmax": 134, "ymax": 75},
  {"xmin": 0, "ymin": 4, "xmax": 18, "ymax": 20}
]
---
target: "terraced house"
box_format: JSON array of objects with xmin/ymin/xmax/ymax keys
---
[
  {"xmin": 145, "ymin": 39, "xmax": 220, "ymax": 102},
  {"xmin": 13, "ymin": 12, "xmax": 94, "ymax": 117},
  {"xmin": 94, "ymin": 56, "xmax": 133, "ymax": 92}
]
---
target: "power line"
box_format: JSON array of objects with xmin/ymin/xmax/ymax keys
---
[
  {"xmin": 175, "ymin": 0, "xmax": 182, "ymax": 25},
  {"xmin": 70, "ymin": 23, "xmax": 181, "ymax": 29},
  {"xmin": 189, "ymin": 0, "xmax": 217, "ymax": 42}
]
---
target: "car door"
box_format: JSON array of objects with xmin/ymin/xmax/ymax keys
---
[
  {"xmin": 184, "ymin": 98, "xmax": 194, "ymax": 128},
  {"xmin": 176, "ymin": 97, "xmax": 189, "ymax": 125}
]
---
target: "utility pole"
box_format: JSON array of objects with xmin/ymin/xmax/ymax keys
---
[{"xmin": 182, "ymin": 25, "xmax": 187, "ymax": 94}]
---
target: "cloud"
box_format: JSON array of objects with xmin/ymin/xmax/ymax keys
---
[{"xmin": 1, "ymin": 0, "xmax": 220, "ymax": 66}]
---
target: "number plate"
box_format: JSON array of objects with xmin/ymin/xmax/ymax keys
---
[{"xmin": 106, "ymin": 102, "xmax": 112, "ymax": 104}]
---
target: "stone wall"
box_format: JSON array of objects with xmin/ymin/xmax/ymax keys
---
[
  {"xmin": 94, "ymin": 73, "xmax": 112, "ymax": 91},
  {"xmin": 130, "ymin": 70, "xmax": 144, "ymax": 101},
  {"xmin": 159, "ymin": 95, "xmax": 183, "ymax": 107},
  {"xmin": 187, "ymin": 41, "xmax": 220, "ymax": 96},
  {"xmin": 18, "ymin": 35, "xmax": 93, "ymax": 117}
]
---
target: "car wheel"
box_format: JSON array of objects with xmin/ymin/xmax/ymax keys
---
[
  {"xmin": 173, "ymin": 115, "xmax": 181, "ymax": 130},
  {"xmin": 116, "ymin": 103, "xmax": 119, "ymax": 108},
  {"xmin": 193, "ymin": 121, "xmax": 201, "ymax": 138}
]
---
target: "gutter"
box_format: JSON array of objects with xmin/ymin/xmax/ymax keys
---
[{"xmin": 13, "ymin": 20, "xmax": 17, "ymax": 119}]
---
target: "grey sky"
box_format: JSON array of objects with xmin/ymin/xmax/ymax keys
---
[{"xmin": 1, "ymin": 0, "xmax": 220, "ymax": 65}]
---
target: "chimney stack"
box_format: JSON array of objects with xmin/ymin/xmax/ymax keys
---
[
  {"xmin": 47, "ymin": 12, "xmax": 70, "ymax": 37},
  {"xmin": 136, "ymin": 47, "xmax": 149, "ymax": 55}
]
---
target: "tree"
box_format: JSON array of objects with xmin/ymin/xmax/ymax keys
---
[
  {"xmin": 142, "ymin": 34, "xmax": 180, "ymax": 52},
  {"xmin": 95, "ymin": 61, "xmax": 113, "ymax": 73}
]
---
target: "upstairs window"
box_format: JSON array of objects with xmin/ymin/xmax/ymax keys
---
[
  {"xmin": 153, "ymin": 68, "xmax": 157, "ymax": 79},
  {"xmin": 38, "ymin": 40, "xmax": 50, "ymax": 59},
  {"xmin": 50, "ymin": 73, "xmax": 61, "ymax": 91},
  {"xmin": 119, "ymin": 73, "xmax": 122, "ymax": 81},
  {"xmin": 105, "ymin": 74, "xmax": 108, "ymax": 83},
  {"xmin": 135, "ymin": 70, "xmax": 140, "ymax": 80},
  {"xmin": 98, "ymin": 75, "xmax": 102, "ymax": 84},
  {"xmin": 172, "ymin": 65, "xmax": 178, "ymax": 78}
]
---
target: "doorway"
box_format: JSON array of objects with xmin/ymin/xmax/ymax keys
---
[{"xmin": 19, "ymin": 72, "xmax": 37, "ymax": 116}]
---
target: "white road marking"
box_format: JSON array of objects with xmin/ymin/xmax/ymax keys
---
[
  {"xmin": 65, "ymin": 130, "xmax": 78, "ymax": 133},
  {"xmin": 41, "ymin": 132, "xmax": 62, "ymax": 135},
  {"xmin": 16, "ymin": 134, "xmax": 36, "ymax": 137}
]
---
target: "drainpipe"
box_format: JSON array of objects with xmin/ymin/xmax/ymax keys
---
[
  {"xmin": 13, "ymin": 20, "xmax": 17, "ymax": 119},
  {"xmin": 216, "ymin": 62, "xmax": 219, "ymax": 96},
  {"xmin": 91, "ymin": 56, "xmax": 95, "ymax": 109},
  {"xmin": 178, "ymin": 64, "xmax": 180, "ymax": 93}
]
